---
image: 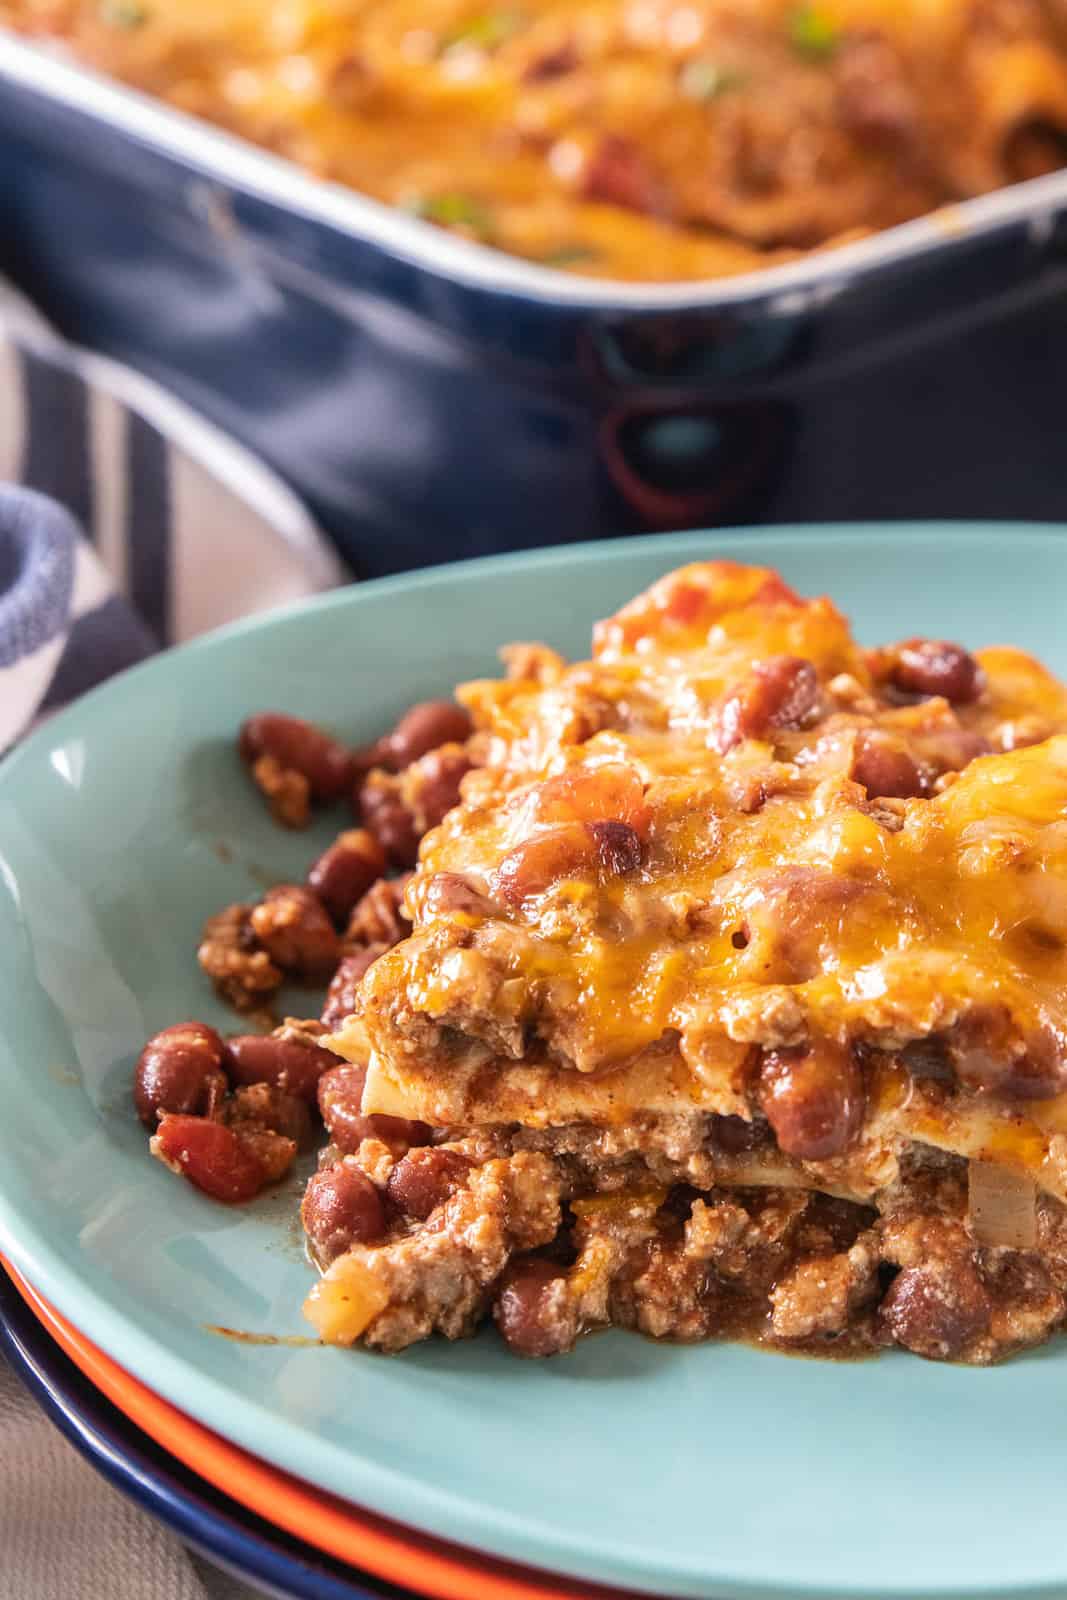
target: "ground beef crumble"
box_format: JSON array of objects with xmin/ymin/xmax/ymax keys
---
[
  {"xmin": 337, "ymin": 1151, "xmax": 563, "ymax": 1352},
  {"xmin": 317, "ymin": 1123, "xmax": 1067, "ymax": 1363}
]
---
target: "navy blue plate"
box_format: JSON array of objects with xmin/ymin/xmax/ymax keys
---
[{"xmin": 0, "ymin": 1270, "xmax": 404, "ymax": 1600}]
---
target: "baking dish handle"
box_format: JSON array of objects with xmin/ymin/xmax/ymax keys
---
[{"xmin": 598, "ymin": 399, "xmax": 790, "ymax": 528}]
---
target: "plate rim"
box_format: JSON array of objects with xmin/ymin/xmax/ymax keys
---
[
  {"xmin": 2, "ymin": 517, "xmax": 1065, "ymax": 799},
  {"xmin": 4, "ymin": 521, "xmax": 1067, "ymax": 1600},
  {"xmin": 0, "ymin": 1259, "xmax": 654, "ymax": 1600},
  {"xmin": 0, "ymin": 1264, "xmax": 389, "ymax": 1600}
]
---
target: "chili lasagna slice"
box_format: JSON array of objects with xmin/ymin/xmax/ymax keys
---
[{"xmin": 314, "ymin": 560, "xmax": 1067, "ymax": 1362}]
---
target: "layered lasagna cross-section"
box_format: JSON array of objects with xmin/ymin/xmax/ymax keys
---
[{"xmin": 310, "ymin": 560, "xmax": 1067, "ymax": 1363}]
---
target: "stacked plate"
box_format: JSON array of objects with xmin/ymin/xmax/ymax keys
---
[
  {"xmin": 3, "ymin": 527, "xmax": 1067, "ymax": 1600},
  {"xmin": 0, "ymin": 1264, "xmax": 625, "ymax": 1600},
  {"xmin": 0, "ymin": 1264, "xmax": 392, "ymax": 1600}
]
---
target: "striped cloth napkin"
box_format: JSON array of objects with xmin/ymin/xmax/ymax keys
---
[
  {"xmin": 0, "ymin": 281, "xmax": 347, "ymax": 1599},
  {"xmin": 0, "ymin": 277, "xmax": 345, "ymax": 748}
]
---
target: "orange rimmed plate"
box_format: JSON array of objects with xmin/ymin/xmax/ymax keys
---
[{"xmin": 2, "ymin": 1257, "xmax": 649, "ymax": 1600}]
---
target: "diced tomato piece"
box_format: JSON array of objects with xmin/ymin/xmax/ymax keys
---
[
  {"xmin": 662, "ymin": 580, "xmax": 709, "ymax": 625},
  {"xmin": 525, "ymin": 763, "xmax": 649, "ymax": 833},
  {"xmin": 593, "ymin": 562, "xmax": 801, "ymax": 656}
]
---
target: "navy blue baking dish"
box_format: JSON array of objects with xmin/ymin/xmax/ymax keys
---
[{"xmin": 4, "ymin": 31, "xmax": 1067, "ymax": 577}]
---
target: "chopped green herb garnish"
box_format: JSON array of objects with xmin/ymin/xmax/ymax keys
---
[
  {"xmin": 442, "ymin": 10, "xmax": 523, "ymax": 53},
  {"xmin": 542, "ymin": 245, "xmax": 599, "ymax": 268},
  {"xmin": 404, "ymin": 192, "xmax": 494, "ymax": 237},
  {"xmin": 100, "ymin": 0, "xmax": 148, "ymax": 24},
  {"xmin": 788, "ymin": 4, "xmax": 840, "ymax": 60},
  {"xmin": 678, "ymin": 59, "xmax": 748, "ymax": 102}
]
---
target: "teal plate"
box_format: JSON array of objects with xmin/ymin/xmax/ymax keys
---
[{"xmin": 2, "ymin": 525, "xmax": 1067, "ymax": 1600}]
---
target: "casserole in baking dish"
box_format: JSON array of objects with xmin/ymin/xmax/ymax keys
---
[
  {"xmin": 5, "ymin": 22, "xmax": 1067, "ymax": 570},
  {"xmin": 7, "ymin": 0, "xmax": 1067, "ymax": 283}
]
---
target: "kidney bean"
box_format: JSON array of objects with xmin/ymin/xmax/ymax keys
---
[
  {"xmin": 758, "ymin": 1041, "xmax": 864, "ymax": 1161},
  {"xmin": 388, "ymin": 701, "xmax": 472, "ymax": 768},
  {"xmin": 877, "ymin": 1262, "xmax": 990, "ymax": 1360},
  {"xmin": 757, "ymin": 656, "xmax": 820, "ymax": 727},
  {"xmin": 527, "ymin": 764, "xmax": 648, "ymax": 832},
  {"xmin": 134, "ymin": 1022, "xmax": 227, "ymax": 1128},
  {"xmin": 302, "ymin": 1162, "xmax": 386, "ymax": 1264},
  {"xmin": 318, "ymin": 1063, "xmax": 431, "ymax": 1153},
  {"xmin": 387, "ymin": 1148, "xmax": 474, "ymax": 1220},
  {"xmin": 522, "ymin": 40, "xmax": 578, "ymax": 81},
  {"xmin": 223, "ymin": 1034, "xmax": 339, "ymax": 1102},
  {"xmin": 349, "ymin": 735, "xmax": 394, "ymax": 787},
  {"xmin": 239, "ymin": 713, "xmax": 352, "ymax": 800},
  {"xmin": 947, "ymin": 1013, "xmax": 1014, "ymax": 1097},
  {"xmin": 320, "ymin": 945, "xmax": 390, "ymax": 1029},
  {"xmin": 308, "ymin": 828, "xmax": 386, "ymax": 925},
  {"xmin": 741, "ymin": 866, "xmax": 869, "ymax": 984},
  {"xmin": 318, "ymin": 1060, "xmax": 366, "ymax": 1116},
  {"xmin": 420, "ymin": 872, "xmax": 497, "ymax": 920},
  {"xmin": 152, "ymin": 1114, "xmax": 265, "ymax": 1203},
  {"xmin": 360, "ymin": 777, "xmax": 420, "ymax": 867},
  {"xmin": 408, "ymin": 746, "xmax": 472, "ymax": 832},
  {"xmin": 949, "ymin": 1010, "xmax": 1067, "ymax": 1100},
  {"xmin": 494, "ymin": 819, "xmax": 642, "ymax": 908},
  {"xmin": 494, "ymin": 1258, "xmax": 572, "ymax": 1357},
  {"xmin": 249, "ymin": 886, "xmax": 340, "ymax": 978},
  {"xmin": 851, "ymin": 730, "xmax": 926, "ymax": 799},
  {"xmin": 930, "ymin": 726, "xmax": 993, "ymax": 778},
  {"xmin": 887, "ymin": 639, "xmax": 981, "ymax": 704},
  {"xmin": 589, "ymin": 820, "xmax": 643, "ymax": 876},
  {"xmin": 710, "ymin": 1113, "xmax": 765, "ymax": 1154},
  {"xmin": 711, "ymin": 656, "xmax": 819, "ymax": 754},
  {"xmin": 834, "ymin": 33, "xmax": 917, "ymax": 147},
  {"xmin": 494, "ymin": 826, "xmax": 592, "ymax": 907},
  {"xmin": 346, "ymin": 877, "xmax": 412, "ymax": 947},
  {"xmin": 581, "ymin": 134, "xmax": 660, "ymax": 214},
  {"xmin": 899, "ymin": 1037, "xmax": 955, "ymax": 1083},
  {"xmin": 1004, "ymin": 1043, "xmax": 1067, "ymax": 1100}
]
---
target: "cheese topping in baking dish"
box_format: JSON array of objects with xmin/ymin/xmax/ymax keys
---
[{"xmin": 7, "ymin": 0, "xmax": 1067, "ymax": 280}]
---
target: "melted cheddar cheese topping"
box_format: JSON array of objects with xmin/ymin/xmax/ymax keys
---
[{"xmin": 333, "ymin": 561, "xmax": 1067, "ymax": 1201}]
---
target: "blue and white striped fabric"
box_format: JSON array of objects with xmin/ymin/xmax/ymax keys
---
[{"xmin": 0, "ymin": 279, "xmax": 346, "ymax": 749}]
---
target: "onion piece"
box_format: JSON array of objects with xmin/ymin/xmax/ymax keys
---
[{"xmin": 968, "ymin": 1160, "xmax": 1037, "ymax": 1248}]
